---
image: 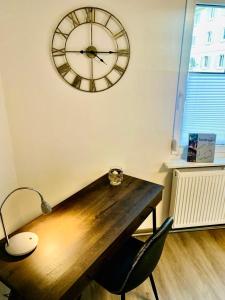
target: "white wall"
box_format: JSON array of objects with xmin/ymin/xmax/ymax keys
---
[
  {"xmin": 0, "ymin": 0, "xmax": 186, "ymax": 232},
  {"xmin": 0, "ymin": 75, "xmax": 18, "ymax": 238}
]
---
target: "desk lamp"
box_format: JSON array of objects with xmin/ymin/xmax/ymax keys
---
[{"xmin": 0, "ymin": 187, "xmax": 52, "ymax": 256}]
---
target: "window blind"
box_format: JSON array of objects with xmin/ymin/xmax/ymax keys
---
[{"xmin": 181, "ymin": 72, "xmax": 225, "ymax": 145}]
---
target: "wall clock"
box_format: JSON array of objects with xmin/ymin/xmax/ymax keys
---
[{"xmin": 51, "ymin": 7, "xmax": 130, "ymax": 92}]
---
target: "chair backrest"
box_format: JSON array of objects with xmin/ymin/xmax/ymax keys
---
[{"xmin": 121, "ymin": 217, "xmax": 173, "ymax": 293}]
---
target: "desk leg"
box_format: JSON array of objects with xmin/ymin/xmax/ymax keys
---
[{"xmin": 152, "ymin": 208, "xmax": 157, "ymax": 233}]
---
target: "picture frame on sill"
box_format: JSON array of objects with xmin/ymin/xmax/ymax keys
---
[{"xmin": 187, "ymin": 133, "xmax": 216, "ymax": 163}]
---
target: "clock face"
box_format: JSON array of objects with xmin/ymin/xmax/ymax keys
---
[{"xmin": 51, "ymin": 7, "xmax": 130, "ymax": 92}]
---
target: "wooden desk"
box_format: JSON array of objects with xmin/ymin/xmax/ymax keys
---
[{"xmin": 0, "ymin": 174, "xmax": 163, "ymax": 300}]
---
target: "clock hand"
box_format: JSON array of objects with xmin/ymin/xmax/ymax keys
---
[
  {"xmin": 71, "ymin": 50, "xmax": 107, "ymax": 64},
  {"xmin": 91, "ymin": 9, "xmax": 93, "ymax": 46},
  {"xmin": 95, "ymin": 54, "xmax": 107, "ymax": 65},
  {"xmin": 93, "ymin": 51, "xmax": 117, "ymax": 54},
  {"xmin": 64, "ymin": 50, "xmax": 87, "ymax": 53},
  {"xmin": 91, "ymin": 58, "xmax": 94, "ymax": 80},
  {"xmin": 65, "ymin": 50, "xmax": 117, "ymax": 54}
]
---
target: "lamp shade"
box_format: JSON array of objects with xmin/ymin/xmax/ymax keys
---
[{"xmin": 41, "ymin": 199, "xmax": 52, "ymax": 214}]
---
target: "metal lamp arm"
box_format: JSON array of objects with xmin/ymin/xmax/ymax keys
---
[
  {"xmin": 0, "ymin": 212, "xmax": 9, "ymax": 245},
  {"xmin": 0, "ymin": 187, "xmax": 48, "ymax": 246},
  {"xmin": 0, "ymin": 187, "xmax": 44, "ymax": 211}
]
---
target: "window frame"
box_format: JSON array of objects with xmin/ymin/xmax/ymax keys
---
[{"xmin": 172, "ymin": 0, "xmax": 225, "ymax": 156}]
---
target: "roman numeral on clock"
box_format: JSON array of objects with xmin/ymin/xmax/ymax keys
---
[
  {"xmin": 85, "ymin": 8, "xmax": 95, "ymax": 23},
  {"xmin": 89, "ymin": 80, "xmax": 96, "ymax": 92},
  {"xmin": 67, "ymin": 11, "xmax": 80, "ymax": 28},
  {"xmin": 104, "ymin": 76, "xmax": 113, "ymax": 87},
  {"xmin": 72, "ymin": 75, "xmax": 82, "ymax": 89},
  {"xmin": 52, "ymin": 48, "xmax": 66, "ymax": 57},
  {"xmin": 113, "ymin": 64, "xmax": 125, "ymax": 75},
  {"xmin": 114, "ymin": 30, "xmax": 125, "ymax": 39},
  {"xmin": 57, "ymin": 63, "xmax": 71, "ymax": 77},
  {"xmin": 118, "ymin": 49, "xmax": 129, "ymax": 57},
  {"xmin": 55, "ymin": 28, "xmax": 69, "ymax": 40},
  {"xmin": 105, "ymin": 14, "xmax": 111, "ymax": 27}
]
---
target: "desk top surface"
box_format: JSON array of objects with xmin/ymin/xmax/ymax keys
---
[{"xmin": 0, "ymin": 174, "xmax": 163, "ymax": 300}]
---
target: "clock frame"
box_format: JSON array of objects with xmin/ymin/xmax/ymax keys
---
[{"xmin": 51, "ymin": 7, "xmax": 130, "ymax": 92}]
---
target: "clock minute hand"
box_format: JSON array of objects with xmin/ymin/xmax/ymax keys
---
[{"xmin": 65, "ymin": 50, "xmax": 85, "ymax": 53}]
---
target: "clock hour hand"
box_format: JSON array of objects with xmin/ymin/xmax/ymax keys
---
[
  {"xmin": 66, "ymin": 50, "xmax": 107, "ymax": 64},
  {"xmin": 95, "ymin": 54, "xmax": 107, "ymax": 65},
  {"xmin": 78, "ymin": 50, "xmax": 107, "ymax": 64}
]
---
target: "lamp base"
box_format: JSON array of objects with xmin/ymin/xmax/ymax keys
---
[{"xmin": 5, "ymin": 232, "xmax": 39, "ymax": 256}]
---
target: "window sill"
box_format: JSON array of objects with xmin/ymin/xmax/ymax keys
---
[{"xmin": 165, "ymin": 158, "xmax": 225, "ymax": 169}]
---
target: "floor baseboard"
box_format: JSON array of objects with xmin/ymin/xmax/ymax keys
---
[
  {"xmin": 171, "ymin": 223, "xmax": 225, "ymax": 233},
  {"xmin": 134, "ymin": 223, "xmax": 225, "ymax": 236}
]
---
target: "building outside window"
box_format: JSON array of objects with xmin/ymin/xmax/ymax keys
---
[{"xmin": 188, "ymin": 6, "xmax": 225, "ymax": 73}]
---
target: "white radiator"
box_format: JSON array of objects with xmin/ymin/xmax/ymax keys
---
[{"xmin": 170, "ymin": 167, "xmax": 225, "ymax": 229}]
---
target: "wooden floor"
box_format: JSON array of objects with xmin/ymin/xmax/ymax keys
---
[{"xmin": 81, "ymin": 229, "xmax": 225, "ymax": 300}]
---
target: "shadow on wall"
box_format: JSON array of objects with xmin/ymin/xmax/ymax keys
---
[{"xmin": 158, "ymin": 164, "xmax": 173, "ymax": 220}]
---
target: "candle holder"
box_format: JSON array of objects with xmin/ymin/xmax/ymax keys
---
[{"xmin": 108, "ymin": 167, "xmax": 123, "ymax": 186}]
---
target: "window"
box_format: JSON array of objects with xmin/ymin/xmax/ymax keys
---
[
  {"xmin": 181, "ymin": 72, "xmax": 225, "ymax": 145},
  {"xmin": 173, "ymin": 4, "xmax": 225, "ymax": 151},
  {"xmin": 219, "ymin": 54, "xmax": 225, "ymax": 67}
]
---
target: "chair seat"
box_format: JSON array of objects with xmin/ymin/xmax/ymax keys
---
[{"xmin": 93, "ymin": 237, "xmax": 144, "ymax": 294}]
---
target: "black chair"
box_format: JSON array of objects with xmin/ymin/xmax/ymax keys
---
[{"xmin": 92, "ymin": 217, "xmax": 173, "ymax": 300}]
